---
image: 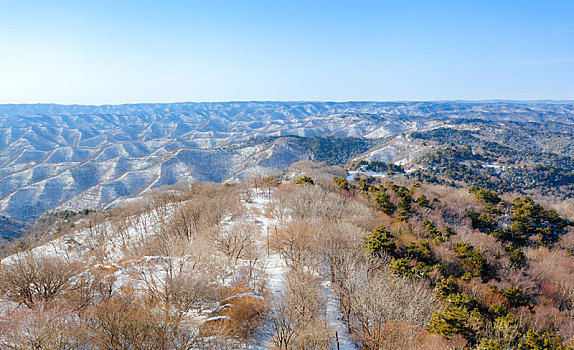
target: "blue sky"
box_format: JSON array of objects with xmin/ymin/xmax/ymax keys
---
[{"xmin": 0, "ymin": 0, "xmax": 573, "ymax": 104}]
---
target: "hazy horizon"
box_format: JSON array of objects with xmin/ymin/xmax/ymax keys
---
[{"xmin": 2, "ymin": 99, "xmax": 574, "ymax": 108}]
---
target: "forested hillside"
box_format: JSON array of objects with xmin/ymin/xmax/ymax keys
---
[
  {"xmin": 0, "ymin": 165, "xmax": 572, "ymax": 349},
  {"xmin": 0, "ymin": 102, "xmax": 573, "ymax": 349}
]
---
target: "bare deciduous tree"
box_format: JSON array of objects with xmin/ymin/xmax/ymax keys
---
[
  {"xmin": 138, "ymin": 257, "xmax": 218, "ymax": 323},
  {"xmin": 0, "ymin": 254, "xmax": 82, "ymax": 308},
  {"xmin": 349, "ymin": 270, "xmax": 440, "ymax": 349},
  {"xmin": 267, "ymin": 270, "xmax": 332, "ymax": 350},
  {"xmin": 274, "ymin": 183, "xmax": 372, "ymax": 226},
  {"xmin": 270, "ymin": 221, "xmax": 320, "ymax": 272},
  {"xmin": 0, "ymin": 303, "xmax": 86, "ymax": 350},
  {"xmin": 213, "ymin": 222, "xmax": 258, "ymax": 264},
  {"xmin": 87, "ymin": 292, "xmax": 200, "ymax": 350}
]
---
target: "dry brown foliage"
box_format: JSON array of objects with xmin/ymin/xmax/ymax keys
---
[
  {"xmin": 288, "ymin": 160, "xmax": 347, "ymax": 180},
  {"xmin": 267, "ymin": 270, "xmax": 332, "ymax": 350},
  {"xmin": 270, "ymin": 221, "xmax": 320, "ymax": 272},
  {"xmin": 137, "ymin": 257, "xmax": 218, "ymax": 323},
  {"xmin": 274, "ymin": 183, "xmax": 372, "ymax": 227},
  {"xmin": 357, "ymin": 321, "xmax": 428, "ymax": 350},
  {"xmin": 0, "ymin": 254, "xmax": 83, "ymax": 308},
  {"xmin": 202, "ymin": 281, "xmax": 267, "ymax": 341},
  {"xmin": 213, "ymin": 221, "xmax": 258, "ymax": 264},
  {"xmin": 86, "ymin": 292, "xmax": 200, "ymax": 349},
  {"xmin": 0, "ymin": 302, "xmax": 86, "ymax": 349},
  {"xmin": 349, "ymin": 270, "xmax": 440, "ymax": 342},
  {"xmin": 167, "ymin": 184, "xmax": 242, "ymax": 242}
]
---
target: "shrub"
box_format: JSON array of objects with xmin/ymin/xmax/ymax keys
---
[
  {"xmin": 518, "ymin": 329, "xmax": 571, "ymax": 350},
  {"xmin": 511, "ymin": 196, "xmax": 571, "ymax": 246},
  {"xmin": 402, "ymin": 241, "xmax": 436, "ymax": 266},
  {"xmin": 435, "ymin": 276, "xmax": 459, "ymax": 298},
  {"xmin": 390, "ymin": 258, "xmax": 414, "ymax": 277},
  {"xmin": 416, "ymin": 194, "xmax": 431, "ymax": 208},
  {"xmin": 0, "ymin": 254, "xmax": 82, "ymax": 308},
  {"xmin": 477, "ymin": 339, "xmax": 502, "ymax": 350},
  {"xmin": 428, "ymin": 306, "xmax": 478, "ymax": 344},
  {"xmin": 467, "ymin": 209, "xmax": 498, "ymax": 234},
  {"xmin": 469, "ymin": 186, "xmax": 501, "ymax": 204},
  {"xmin": 375, "ymin": 190, "xmax": 396, "ymax": 215},
  {"xmin": 503, "ymin": 286, "xmax": 532, "ymax": 309},
  {"xmin": 506, "ymin": 245, "xmax": 526, "ymax": 269}
]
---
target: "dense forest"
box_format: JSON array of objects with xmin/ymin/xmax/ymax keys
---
[{"xmin": 409, "ymin": 123, "xmax": 574, "ymax": 198}]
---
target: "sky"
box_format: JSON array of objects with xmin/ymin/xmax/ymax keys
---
[{"xmin": 0, "ymin": 0, "xmax": 573, "ymax": 104}]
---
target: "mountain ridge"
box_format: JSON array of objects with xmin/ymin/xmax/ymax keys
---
[{"xmin": 0, "ymin": 101, "xmax": 573, "ymax": 224}]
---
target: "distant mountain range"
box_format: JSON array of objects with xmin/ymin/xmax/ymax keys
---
[{"xmin": 0, "ymin": 101, "xmax": 573, "ymax": 226}]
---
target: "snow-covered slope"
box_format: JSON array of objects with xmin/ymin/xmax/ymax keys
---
[
  {"xmin": 1, "ymin": 101, "xmax": 573, "ymax": 221},
  {"xmin": 1, "ymin": 186, "xmax": 357, "ymax": 349}
]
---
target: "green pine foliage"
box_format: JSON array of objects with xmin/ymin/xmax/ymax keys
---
[
  {"xmin": 506, "ymin": 244, "xmax": 526, "ymax": 269},
  {"xmin": 435, "ymin": 276, "xmax": 459, "ymax": 297},
  {"xmin": 343, "ymin": 177, "xmax": 574, "ymax": 348},
  {"xmin": 410, "ymin": 124, "xmax": 574, "ymax": 198},
  {"xmin": 374, "ymin": 190, "xmax": 396, "ymax": 215},
  {"xmin": 332, "ymin": 176, "xmax": 350, "ymax": 190},
  {"xmin": 511, "ymin": 196, "xmax": 571, "ymax": 245},
  {"xmin": 423, "ymin": 218, "xmax": 454, "ymax": 242},
  {"xmin": 467, "ymin": 210, "xmax": 498, "ymax": 234},
  {"xmin": 502, "ymin": 286, "xmax": 532, "ymax": 309},
  {"xmin": 454, "ymin": 242, "xmax": 491, "ymax": 281},
  {"xmin": 364, "ymin": 224, "xmax": 396, "ymax": 257},
  {"xmin": 402, "ymin": 241, "xmax": 436, "ymax": 266},
  {"xmin": 477, "ymin": 339, "xmax": 503, "ymax": 350},
  {"xmin": 295, "ymin": 176, "xmax": 314, "ymax": 185},
  {"xmin": 518, "ymin": 330, "xmax": 573, "ymax": 350},
  {"xmin": 416, "ymin": 194, "xmax": 431, "ymax": 208},
  {"xmin": 428, "ymin": 305, "xmax": 479, "ymax": 344},
  {"xmin": 469, "ymin": 186, "xmax": 501, "ymax": 204},
  {"xmin": 389, "ymin": 258, "xmax": 413, "ymax": 277}
]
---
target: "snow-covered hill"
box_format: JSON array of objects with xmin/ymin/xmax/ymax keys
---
[
  {"xmin": 0, "ymin": 183, "xmax": 359, "ymax": 349},
  {"xmin": 1, "ymin": 101, "xmax": 573, "ymax": 221}
]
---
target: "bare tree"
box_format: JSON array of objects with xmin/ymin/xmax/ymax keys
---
[
  {"xmin": 138, "ymin": 257, "xmax": 218, "ymax": 323},
  {"xmin": 267, "ymin": 196, "xmax": 289, "ymax": 227},
  {"xmin": 86, "ymin": 292, "xmax": 200, "ymax": 350},
  {"xmin": 270, "ymin": 221, "xmax": 320, "ymax": 272},
  {"xmin": 349, "ymin": 270, "xmax": 440, "ymax": 348},
  {"xmin": 169, "ymin": 186, "xmax": 242, "ymax": 242},
  {"xmin": 213, "ymin": 222, "xmax": 258, "ymax": 264},
  {"xmin": 267, "ymin": 270, "xmax": 332, "ymax": 349},
  {"xmin": 0, "ymin": 302, "xmax": 86, "ymax": 350},
  {"xmin": 84, "ymin": 211, "xmax": 114, "ymax": 262},
  {"xmin": 275, "ymin": 183, "xmax": 372, "ymax": 226},
  {"xmin": 0, "ymin": 254, "xmax": 82, "ymax": 308}
]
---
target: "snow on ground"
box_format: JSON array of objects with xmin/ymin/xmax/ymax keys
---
[
  {"xmin": 245, "ymin": 190, "xmax": 356, "ymax": 349},
  {"xmin": 346, "ymin": 170, "xmax": 388, "ymax": 182},
  {"xmin": 243, "ymin": 191, "xmax": 286, "ymax": 348},
  {"xmin": 1, "ymin": 201, "xmax": 181, "ymax": 265},
  {"xmin": 321, "ymin": 280, "xmax": 356, "ymax": 350},
  {"xmin": 1, "ymin": 188, "xmax": 357, "ymax": 349}
]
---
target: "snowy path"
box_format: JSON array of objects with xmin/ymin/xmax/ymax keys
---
[
  {"xmin": 321, "ymin": 280, "xmax": 357, "ymax": 350},
  {"xmin": 246, "ymin": 191, "xmax": 356, "ymax": 349},
  {"xmin": 244, "ymin": 193, "xmax": 286, "ymax": 349}
]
